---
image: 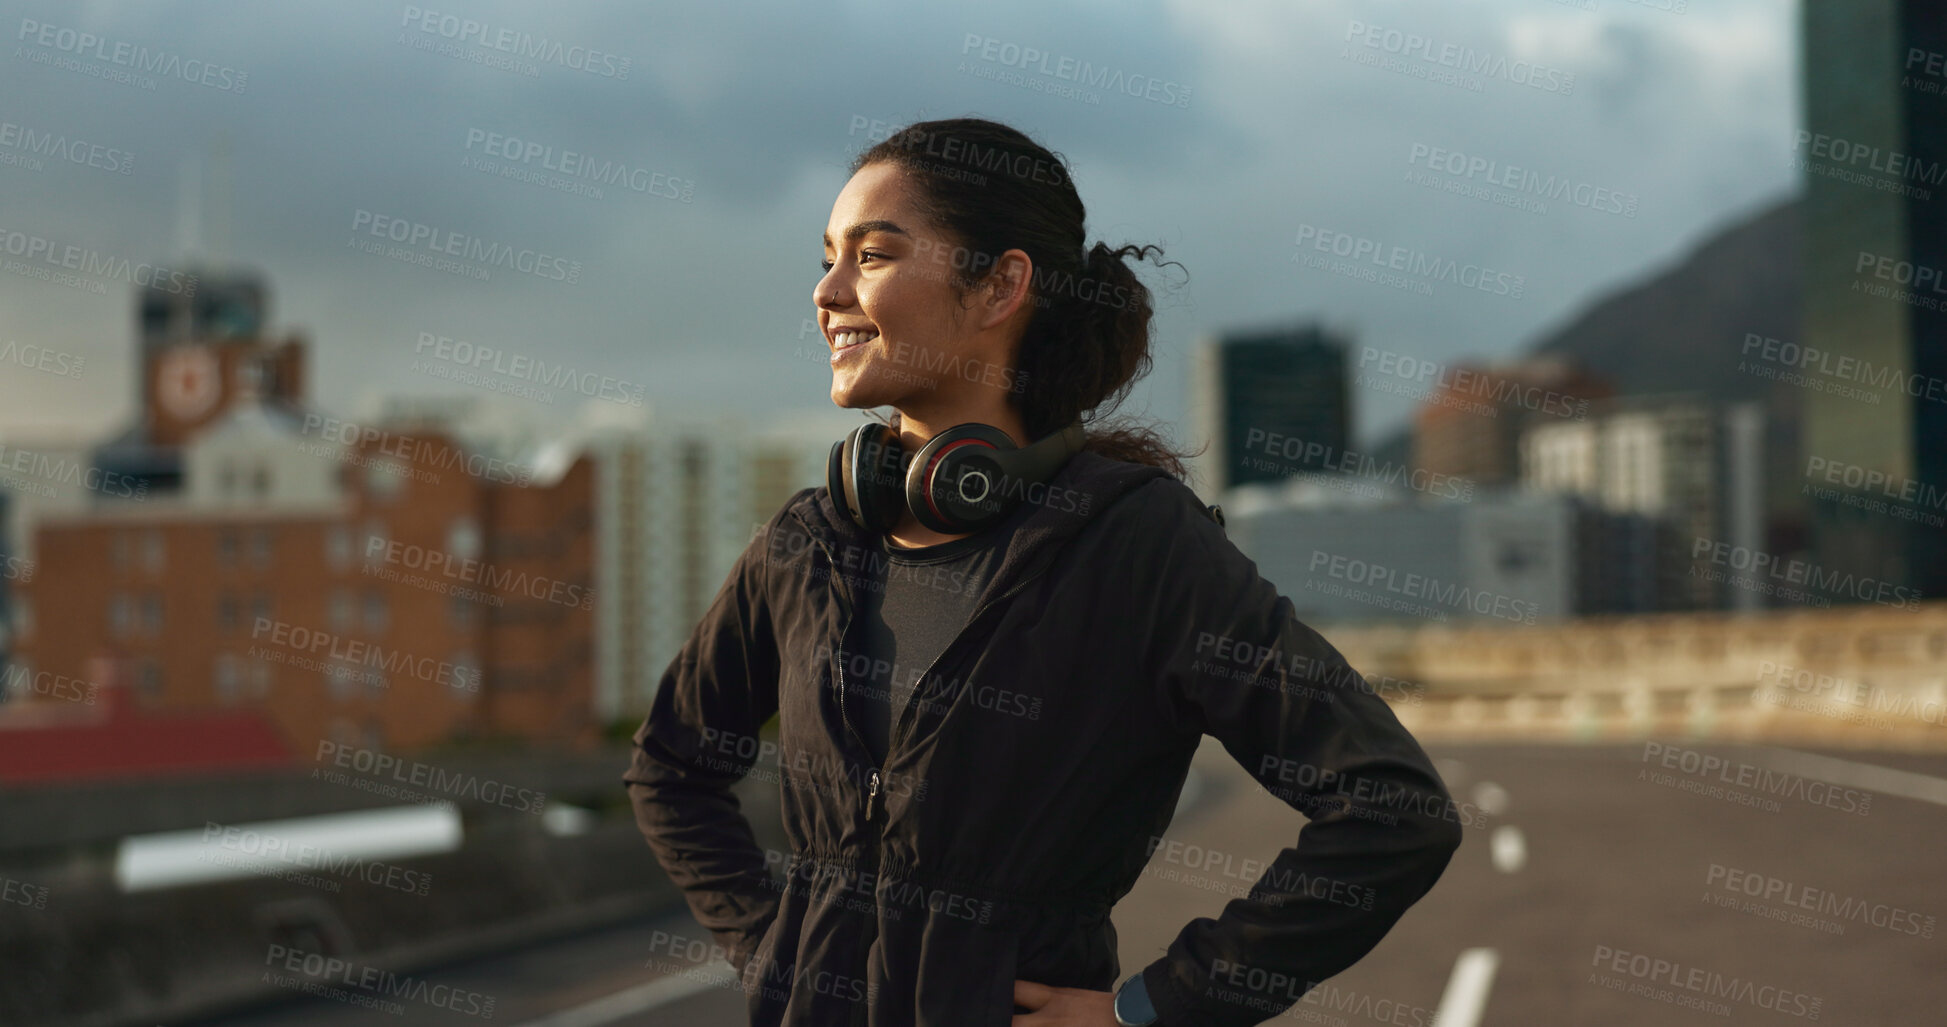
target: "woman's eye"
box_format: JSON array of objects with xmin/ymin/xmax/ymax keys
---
[{"xmin": 820, "ymin": 252, "xmax": 884, "ymax": 273}]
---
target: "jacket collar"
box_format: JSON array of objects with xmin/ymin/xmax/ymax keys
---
[{"xmin": 787, "ymin": 448, "xmax": 1174, "ymax": 603}]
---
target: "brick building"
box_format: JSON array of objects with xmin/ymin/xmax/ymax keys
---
[
  {"xmin": 1412, "ymin": 358, "xmax": 1613, "ymax": 486},
  {"xmin": 4, "ymin": 269, "xmax": 597, "ymax": 760},
  {"xmin": 11, "ymin": 422, "xmax": 595, "ymax": 755}
]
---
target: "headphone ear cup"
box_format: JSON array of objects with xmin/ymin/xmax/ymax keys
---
[
  {"xmin": 848, "ymin": 422, "xmax": 907, "ymax": 533},
  {"xmin": 906, "ymin": 423, "xmax": 1018, "ymax": 534},
  {"xmin": 827, "ymin": 436, "xmax": 856, "ymax": 527}
]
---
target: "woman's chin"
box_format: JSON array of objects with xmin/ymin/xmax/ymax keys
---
[{"xmin": 829, "ymin": 380, "xmax": 880, "ymax": 410}]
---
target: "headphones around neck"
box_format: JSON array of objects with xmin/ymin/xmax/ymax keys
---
[{"xmin": 827, "ymin": 418, "xmax": 1086, "ymax": 534}]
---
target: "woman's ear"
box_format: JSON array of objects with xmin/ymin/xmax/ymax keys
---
[{"xmin": 978, "ymin": 250, "xmax": 1034, "ymax": 331}]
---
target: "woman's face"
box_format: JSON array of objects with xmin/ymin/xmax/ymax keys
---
[{"xmin": 815, "ymin": 162, "xmax": 1009, "ymax": 413}]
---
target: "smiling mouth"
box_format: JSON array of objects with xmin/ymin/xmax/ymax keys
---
[{"xmin": 831, "ymin": 328, "xmax": 879, "ymax": 353}]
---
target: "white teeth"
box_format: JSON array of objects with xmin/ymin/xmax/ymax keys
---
[{"xmin": 833, "ymin": 329, "xmax": 878, "ymax": 349}]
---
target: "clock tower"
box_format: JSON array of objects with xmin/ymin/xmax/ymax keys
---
[{"xmin": 137, "ymin": 271, "xmax": 306, "ymax": 446}]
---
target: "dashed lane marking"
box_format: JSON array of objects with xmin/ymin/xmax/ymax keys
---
[{"xmin": 1433, "ymin": 948, "xmax": 1500, "ymax": 1027}]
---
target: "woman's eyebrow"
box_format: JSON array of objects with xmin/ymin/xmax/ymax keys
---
[{"xmin": 822, "ymin": 219, "xmax": 911, "ymax": 247}]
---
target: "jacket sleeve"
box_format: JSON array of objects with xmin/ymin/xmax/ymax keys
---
[
  {"xmin": 1131, "ymin": 480, "xmax": 1465, "ymax": 1027},
  {"xmin": 621, "ymin": 493, "xmax": 800, "ymax": 975}
]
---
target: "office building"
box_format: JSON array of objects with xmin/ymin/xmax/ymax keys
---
[
  {"xmin": 1800, "ymin": 0, "xmax": 1947, "ymax": 598},
  {"xmin": 1188, "ymin": 322, "xmax": 1351, "ymax": 496},
  {"xmin": 1224, "ymin": 480, "xmax": 1580, "ymax": 626},
  {"xmin": 1522, "ymin": 394, "xmax": 1766, "ymax": 609},
  {"xmin": 588, "ymin": 408, "xmax": 852, "ymax": 723}
]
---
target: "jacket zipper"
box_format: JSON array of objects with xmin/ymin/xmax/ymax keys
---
[
  {"xmin": 809, "ymin": 534, "xmax": 889, "ymax": 828},
  {"xmin": 810, "ymin": 535, "xmax": 882, "ymax": 1027},
  {"xmin": 805, "ymin": 517, "xmax": 1064, "ymax": 1027}
]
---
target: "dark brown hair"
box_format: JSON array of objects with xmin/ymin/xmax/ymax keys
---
[{"xmin": 851, "ymin": 117, "xmax": 1196, "ymax": 481}]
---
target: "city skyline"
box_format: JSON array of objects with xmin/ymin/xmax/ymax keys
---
[{"xmin": 0, "ymin": 0, "xmax": 1796, "ymax": 450}]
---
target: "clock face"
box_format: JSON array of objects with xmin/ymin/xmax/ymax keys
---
[{"xmin": 156, "ymin": 345, "xmax": 221, "ymax": 421}]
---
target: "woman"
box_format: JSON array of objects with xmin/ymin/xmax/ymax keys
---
[{"xmin": 624, "ymin": 117, "xmax": 1462, "ymax": 1027}]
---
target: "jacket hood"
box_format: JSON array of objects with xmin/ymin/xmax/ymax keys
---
[{"xmin": 786, "ymin": 448, "xmax": 1176, "ymax": 603}]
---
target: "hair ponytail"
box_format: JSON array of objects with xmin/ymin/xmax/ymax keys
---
[
  {"xmin": 1027, "ymin": 239, "xmax": 1187, "ymax": 477},
  {"xmin": 852, "ymin": 118, "xmax": 1196, "ymax": 482}
]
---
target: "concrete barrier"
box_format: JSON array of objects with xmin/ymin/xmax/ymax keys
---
[
  {"xmin": 1326, "ymin": 602, "xmax": 1947, "ymax": 752},
  {"xmin": 0, "ymin": 746, "xmax": 790, "ymax": 1027}
]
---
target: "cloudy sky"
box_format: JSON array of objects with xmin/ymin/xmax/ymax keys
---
[{"xmin": 0, "ymin": 0, "xmax": 1798, "ymax": 451}]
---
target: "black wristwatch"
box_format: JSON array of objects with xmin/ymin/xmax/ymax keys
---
[{"xmin": 1113, "ymin": 971, "xmax": 1159, "ymax": 1026}]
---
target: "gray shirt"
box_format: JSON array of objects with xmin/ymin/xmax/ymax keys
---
[{"xmin": 847, "ymin": 522, "xmax": 1016, "ymax": 767}]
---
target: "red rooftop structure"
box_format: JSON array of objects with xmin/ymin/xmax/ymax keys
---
[{"xmin": 0, "ymin": 653, "xmax": 292, "ymax": 784}]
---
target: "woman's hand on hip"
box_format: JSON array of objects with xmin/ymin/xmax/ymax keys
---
[{"xmin": 1011, "ymin": 979, "xmax": 1120, "ymax": 1025}]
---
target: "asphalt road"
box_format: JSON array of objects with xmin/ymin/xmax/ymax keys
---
[{"xmin": 189, "ymin": 737, "xmax": 1947, "ymax": 1026}]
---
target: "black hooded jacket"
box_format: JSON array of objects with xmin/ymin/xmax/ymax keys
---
[{"xmin": 623, "ymin": 449, "xmax": 1463, "ymax": 1026}]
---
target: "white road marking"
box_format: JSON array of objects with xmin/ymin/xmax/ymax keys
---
[
  {"xmin": 510, "ymin": 968, "xmax": 735, "ymax": 1027},
  {"xmin": 1470, "ymin": 781, "xmax": 1510, "ymax": 817},
  {"xmin": 1489, "ymin": 825, "xmax": 1527, "ymax": 874},
  {"xmin": 1433, "ymin": 948, "xmax": 1500, "ymax": 1027},
  {"xmin": 1746, "ymin": 747, "xmax": 1947, "ymax": 808}
]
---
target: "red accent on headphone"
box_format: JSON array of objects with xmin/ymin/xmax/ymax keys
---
[{"xmin": 920, "ymin": 438, "xmax": 995, "ymax": 523}]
